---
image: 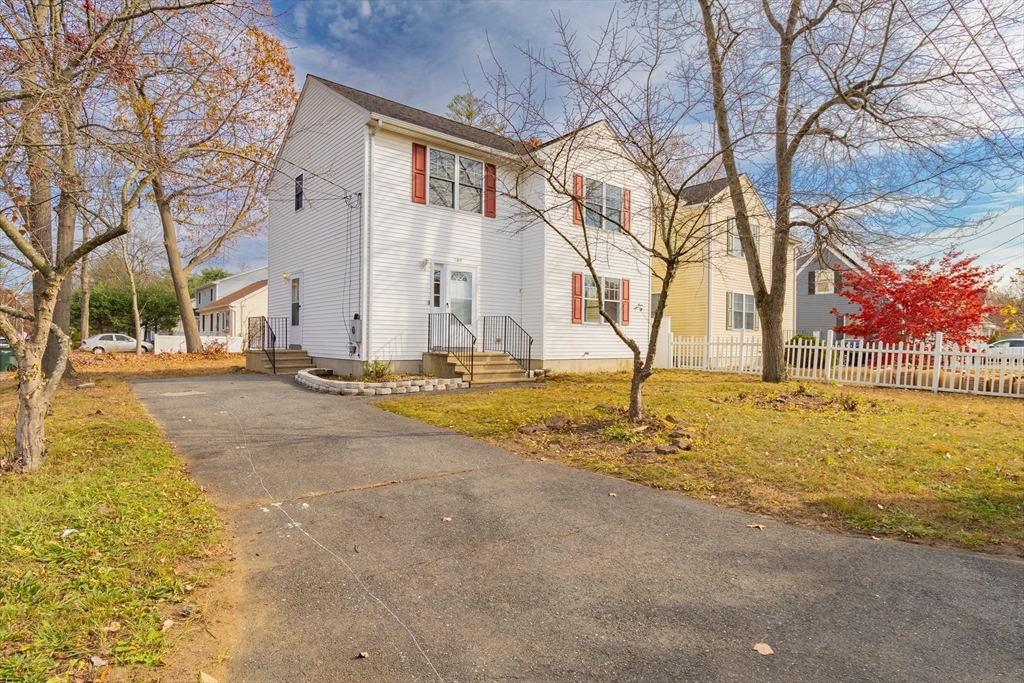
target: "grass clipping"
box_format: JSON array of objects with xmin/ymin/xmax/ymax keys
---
[{"xmin": 0, "ymin": 353, "xmax": 239, "ymax": 682}]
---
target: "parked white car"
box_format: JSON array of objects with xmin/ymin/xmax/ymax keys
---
[
  {"xmin": 80, "ymin": 334, "xmax": 153, "ymax": 354},
  {"xmin": 984, "ymin": 338, "xmax": 1024, "ymax": 357}
]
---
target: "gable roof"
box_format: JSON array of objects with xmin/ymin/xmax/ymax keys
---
[
  {"xmin": 197, "ymin": 279, "xmax": 267, "ymax": 312},
  {"xmin": 795, "ymin": 246, "xmax": 863, "ymax": 274},
  {"xmin": 678, "ymin": 177, "xmax": 731, "ymax": 206},
  {"xmin": 310, "ymin": 76, "xmax": 521, "ymax": 154}
]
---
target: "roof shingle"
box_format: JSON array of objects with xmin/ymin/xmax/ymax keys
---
[{"xmin": 311, "ymin": 76, "xmax": 521, "ymax": 154}]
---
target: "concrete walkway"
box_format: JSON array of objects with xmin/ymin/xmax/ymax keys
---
[{"xmin": 133, "ymin": 374, "xmax": 1023, "ymax": 683}]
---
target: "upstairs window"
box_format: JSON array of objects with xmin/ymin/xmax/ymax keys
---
[
  {"xmin": 294, "ymin": 174, "xmax": 304, "ymax": 211},
  {"xmin": 808, "ymin": 268, "xmax": 841, "ymax": 295},
  {"xmin": 429, "ymin": 150, "xmax": 455, "ymax": 208},
  {"xmin": 428, "ymin": 148, "xmax": 485, "ymax": 214},
  {"xmin": 573, "ymin": 174, "xmax": 630, "ymax": 230},
  {"xmin": 584, "ymin": 179, "xmax": 623, "ymax": 230},
  {"xmin": 727, "ymin": 218, "xmax": 759, "ymax": 258},
  {"xmin": 816, "ymin": 269, "xmax": 835, "ymax": 294}
]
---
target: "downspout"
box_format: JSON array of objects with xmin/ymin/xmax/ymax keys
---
[
  {"xmin": 706, "ymin": 210, "xmax": 714, "ymax": 337},
  {"xmin": 364, "ymin": 117, "xmax": 382, "ymax": 365}
]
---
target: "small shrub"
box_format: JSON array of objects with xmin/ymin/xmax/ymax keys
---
[
  {"xmin": 599, "ymin": 424, "xmax": 648, "ymax": 444},
  {"xmin": 363, "ymin": 359, "xmax": 393, "ymax": 382}
]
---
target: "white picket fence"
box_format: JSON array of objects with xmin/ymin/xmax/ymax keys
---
[{"xmin": 671, "ymin": 331, "xmax": 1024, "ymax": 398}]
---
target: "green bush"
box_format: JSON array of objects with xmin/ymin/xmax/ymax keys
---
[{"xmin": 786, "ymin": 334, "xmax": 839, "ymax": 368}]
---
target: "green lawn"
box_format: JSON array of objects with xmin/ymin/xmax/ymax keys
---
[
  {"xmin": 381, "ymin": 370, "xmax": 1024, "ymax": 555},
  {"xmin": 0, "ymin": 353, "xmax": 243, "ymax": 682}
]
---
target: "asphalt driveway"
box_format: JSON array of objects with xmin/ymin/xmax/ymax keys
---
[{"xmin": 133, "ymin": 374, "xmax": 1023, "ymax": 683}]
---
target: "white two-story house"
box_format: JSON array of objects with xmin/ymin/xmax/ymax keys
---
[{"xmin": 265, "ymin": 75, "xmax": 651, "ymax": 379}]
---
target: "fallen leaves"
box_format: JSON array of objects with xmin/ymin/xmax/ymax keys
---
[
  {"xmin": 161, "ymin": 619, "xmax": 174, "ymax": 632},
  {"xmin": 104, "ymin": 621, "xmax": 121, "ymax": 634},
  {"xmin": 442, "ymin": 516, "xmax": 452, "ymax": 522},
  {"xmin": 753, "ymin": 642, "xmax": 775, "ymax": 655},
  {"xmin": 90, "ymin": 655, "xmax": 108, "ymax": 667},
  {"xmin": 746, "ymin": 524, "xmax": 766, "ymax": 531},
  {"xmin": 357, "ymin": 651, "xmax": 370, "ymax": 659}
]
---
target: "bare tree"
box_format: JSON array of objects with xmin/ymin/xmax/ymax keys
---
[
  {"xmin": 667, "ymin": 0, "xmax": 1024, "ymax": 381},
  {"xmin": 0, "ymin": 0, "xmax": 216, "ymax": 471},
  {"xmin": 119, "ymin": 3, "xmax": 295, "ymax": 352},
  {"xmin": 486, "ymin": 12, "xmax": 734, "ymax": 420}
]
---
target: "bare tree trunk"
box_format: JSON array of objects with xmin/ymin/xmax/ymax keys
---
[
  {"xmin": 153, "ymin": 178, "xmax": 202, "ymax": 352},
  {"xmin": 119, "ymin": 237, "xmax": 143, "ymax": 354},
  {"xmin": 43, "ymin": 105, "xmax": 81, "ymax": 377},
  {"xmin": 79, "ymin": 250, "xmax": 90, "ymax": 342},
  {"xmin": 627, "ymin": 358, "xmax": 651, "ymax": 422},
  {"xmin": 15, "ymin": 350, "xmax": 48, "ymax": 472}
]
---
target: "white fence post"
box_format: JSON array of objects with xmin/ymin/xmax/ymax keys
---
[
  {"xmin": 739, "ymin": 327, "xmax": 745, "ymax": 373},
  {"xmin": 825, "ymin": 330, "xmax": 835, "ymax": 382},
  {"xmin": 932, "ymin": 331, "xmax": 943, "ymax": 392}
]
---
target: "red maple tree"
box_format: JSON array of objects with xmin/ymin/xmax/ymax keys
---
[{"xmin": 832, "ymin": 251, "xmax": 999, "ymax": 347}]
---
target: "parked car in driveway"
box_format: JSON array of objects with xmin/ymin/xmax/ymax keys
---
[{"xmin": 80, "ymin": 334, "xmax": 152, "ymax": 354}]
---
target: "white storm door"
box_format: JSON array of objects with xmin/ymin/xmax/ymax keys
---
[
  {"xmin": 289, "ymin": 276, "xmax": 302, "ymax": 347},
  {"xmin": 444, "ymin": 266, "xmax": 475, "ymax": 332}
]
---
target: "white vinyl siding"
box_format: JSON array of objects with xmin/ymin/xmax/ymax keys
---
[
  {"xmin": 267, "ymin": 78, "xmax": 366, "ymax": 361},
  {"xmin": 542, "ymin": 122, "xmax": 650, "ymax": 364},
  {"xmin": 368, "ymin": 128, "xmax": 521, "ymax": 362}
]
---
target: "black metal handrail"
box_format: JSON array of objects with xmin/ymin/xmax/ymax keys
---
[
  {"xmin": 481, "ymin": 315, "xmax": 533, "ymax": 373},
  {"xmin": 428, "ymin": 313, "xmax": 475, "ymax": 381},
  {"xmin": 247, "ymin": 316, "xmax": 289, "ymax": 375}
]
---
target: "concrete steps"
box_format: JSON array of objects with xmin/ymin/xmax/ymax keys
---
[
  {"xmin": 424, "ymin": 350, "xmax": 531, "ymax": 385},
  {"xmin": 246, "ymin": 349, "xmax": 315, "ymax": 375}
]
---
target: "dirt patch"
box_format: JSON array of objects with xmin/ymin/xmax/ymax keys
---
[
  {"xmin": 724, "ymin": 385, "xmax": 884, "ymax": 413},
  {"xmin": 105, "ymin": 535, "xmax": 245, "ymax": 683}
]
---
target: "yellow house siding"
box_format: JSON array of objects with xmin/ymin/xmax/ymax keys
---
[{"xmin": 657, "ymin": 175, "xmax": 796, "ymax": 337}]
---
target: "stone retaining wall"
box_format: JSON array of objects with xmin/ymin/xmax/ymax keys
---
[{"xmin": 295, "ymin": 368, "xmax": 470, "ymax": 396}]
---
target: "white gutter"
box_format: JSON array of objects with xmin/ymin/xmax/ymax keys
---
[
  {"xmin": 363, "ymin": 118, "xmax": 382, "ymax": 361},
  {"xmin": 706, "ymin": 210, "xmax": 714, "ymax": 337},
  {"xmin": 368, "ymin": 114, "xmax": 519, "ymax": 163}
]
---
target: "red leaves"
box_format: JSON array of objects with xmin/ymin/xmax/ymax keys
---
[{"xmin": 832, "ymin": 251, "xmax": 999, "ymax": 347}]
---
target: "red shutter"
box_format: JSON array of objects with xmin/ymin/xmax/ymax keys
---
[
  {"xmin": 484, "ymin": 163, "xmax": 496, "ymax": 218},
  {"xmin": 571, "ymin": 272, "xmax": 583, "ymax": 324},
  {"xmin": 573, "ymin": 173, "xmax": 584, "ymax": 225},
  {"xmin": 412, "ymin": 143, "xmax": 427, "ymax": 204},
  {"xmin": 622, "ymin": 188, "xmax": 631, "ymax": 232},
  {"xmin": 621, "ymin": 278, "xmax": 630, "ymax": 326}
]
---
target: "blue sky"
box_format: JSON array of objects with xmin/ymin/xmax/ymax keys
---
[{"xmin": 214, "ymin": 0, "xmax": 1023, "ymax": 285}]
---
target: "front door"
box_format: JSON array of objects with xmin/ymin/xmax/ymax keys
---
[
  {"xmin": 431, "ymin": 264, "xmax": 475, "ymax": 332},
  {"xmin": 289, "ymin": 276, "xmax": 302, "ymax": 348}
]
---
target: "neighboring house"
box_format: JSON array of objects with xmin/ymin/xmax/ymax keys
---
[
  {"xmin": 794, "ymin": 247, "xmax": 862, "ymax": 339},
  {"xmin": 171, "ymin": 267, "xmax": 269, "ymax": 337},
  {"xmin": 196, "ymin": 279, "xmax": 268, "ymax": 339},
  {"xmin": 653, "ymin": 176, "xmax": 797, "ymax": 338},
  {"xmin": 266, "ymin": 75, "xmax": 651, "ymax": 377}
]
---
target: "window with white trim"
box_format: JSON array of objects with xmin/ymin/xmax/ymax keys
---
[
  {"xmin": 728, "ymin": 292, "xmax": 759, "ymax": 331},
  {"xmin": 584, "ymin": 275, "xmax": 622, "ymax": 323},
  {"xmin": 584, "ymin": 179, "xmax": 623, "ymax": 230},
  {"xmin": 816, "ymin": 269, "xmax": 835, "ymax": 294},
  {"xmin": 727, "ymin": 218, "xmax": 759, "ymax": 257},
  {"xmin": 429, "ymin": 149, "xmax": 484, "ymax": 214}
]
